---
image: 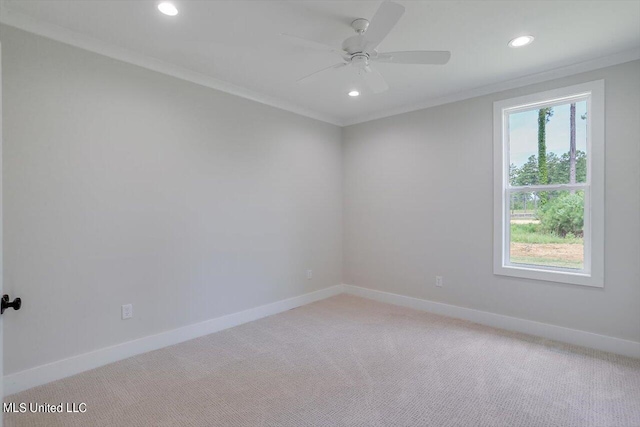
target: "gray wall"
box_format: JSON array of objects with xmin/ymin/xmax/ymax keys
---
[
  {"xmin": 1, "ymin": 26, "xmax": 343, "ymax": 374},
  {"xmin": 3, "ymin": 23, "xmax": 639, "ymax": 377},
  {"xmin": 343, "ymin": 60, "xmax": 640, "ymax": 342}
]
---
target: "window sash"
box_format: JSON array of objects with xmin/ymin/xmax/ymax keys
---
[
  {"xmin": 502, "ymin": 93, "xmax": 592, "ymax": 275},
  {"xmin": 504, "ymin": 187, "xmax": 591, "ymax": 275}
]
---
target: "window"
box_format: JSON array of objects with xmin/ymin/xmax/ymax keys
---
[{"xmin": 493, "ymin": 81, "xmax": 604, "ymax": 287}]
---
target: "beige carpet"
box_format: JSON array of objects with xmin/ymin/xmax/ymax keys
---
[{"xmin": 5, "ymin": 294, "xmax": 640, "ymax": 427}]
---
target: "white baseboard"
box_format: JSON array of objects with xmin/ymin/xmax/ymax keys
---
[
  {"xmin": 6, "ymin": 283, "xmax": 638, "ymax": 395},
  {"xmin": 4, "ymin": 284, "xmax": 344, "ymax": 396},
  {"xmin": 343, "ymin": 284, "xmax": 640, "ymax": 359}
]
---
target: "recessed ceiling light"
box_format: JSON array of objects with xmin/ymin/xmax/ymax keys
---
[
  {"xmin": 157, "ymin": 2, "xmax": 178, "ymax": 16},
  {"xmin": 508, "ymin": 35, "xmax": 534, "ymax": 48},
  {"xmin": 348, "ymin": 90, "xmax": 360, "ymax": 97}
]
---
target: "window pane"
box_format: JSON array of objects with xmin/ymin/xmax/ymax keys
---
[
  {"xmin": 509, "ymin": 190, "xmax": 584, "ymax": 270},
  {"xmin": 508, "ymin": 100, "xmax": 588, "ymax": 186}
]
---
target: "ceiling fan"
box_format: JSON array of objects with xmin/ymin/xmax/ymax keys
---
[{"xmin": 282, "ymin": 0, "xmax": 451, "ymax": 94}]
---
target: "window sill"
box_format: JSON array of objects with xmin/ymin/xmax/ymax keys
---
[{"xmin": 494, "ymin": 264, "xmax": 603, "ymax": 288}]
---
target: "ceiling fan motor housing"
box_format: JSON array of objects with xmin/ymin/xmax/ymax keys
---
[
  {"xmin": 342, "ymin": 35, "xmax": 368, "ymax": 55},
  {"xmin": 343, "ymin": 18, "xmax": 371, "ymax": 55}
]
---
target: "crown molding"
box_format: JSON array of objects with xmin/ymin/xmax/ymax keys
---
[
  {"xmin": 343, "ymin": 47, "xmax": 640, "ymax": 126},
  {"xmin": 0, "ymin": 4, "xmax": 344, "ymax": 127},
  {"xmin": 1, "ymin": 1, "xmax": 638, "ymax": 129}
]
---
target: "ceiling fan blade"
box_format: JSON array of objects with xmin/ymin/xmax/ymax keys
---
[
  {"xmin": 281, "ymin": 33, "xmax": 343, "ymax": 56},
  {"xmin": 297, "ymin": 62, "xmax": 348, "ymax": 83},
  {"xmin": 363, "ymin": 66, "xmax": 389, "ymax": 94},
  {"xmin": 374, "ymin": 50, "xmax": 451, "ymax": 65},
  {"xmin": 363, "ymin": 1, "xmax": 405, "ymax": 52}
]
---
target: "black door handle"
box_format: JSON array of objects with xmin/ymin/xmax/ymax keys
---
[{"xmin": 1, "ymin": 294, "xmax": 21, "ymax": 314}]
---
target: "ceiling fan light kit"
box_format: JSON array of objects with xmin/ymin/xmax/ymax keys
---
[{"xmin": 283, "ymin": 0, "xmax": 451, "ymax": 95}]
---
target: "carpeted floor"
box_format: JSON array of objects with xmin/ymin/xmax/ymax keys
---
[{"xmin": 5, "ymin": 294, "xmax": 640, "ymax": 427}]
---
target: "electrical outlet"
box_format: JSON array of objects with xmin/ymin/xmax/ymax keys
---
[
  {"xmin": 121, "ymin": 304, "xmax": 133, "ymax": 320},
  {"xmin": 435, "ymin": 276, "xmax": 443, "ymax": 287},
  {"xmin": 306, "ymin": 269, "xmax": 313, "ymax": 279}
]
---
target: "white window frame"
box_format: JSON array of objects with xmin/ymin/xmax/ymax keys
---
[{"xmin": 493, "ymin": 80, "xmax": 604, "ymax": 287}]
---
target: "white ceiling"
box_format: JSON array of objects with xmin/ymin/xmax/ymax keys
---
[{"xmin": 2, "ymin": 1, "xmax": 639, "ymax": 126}]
